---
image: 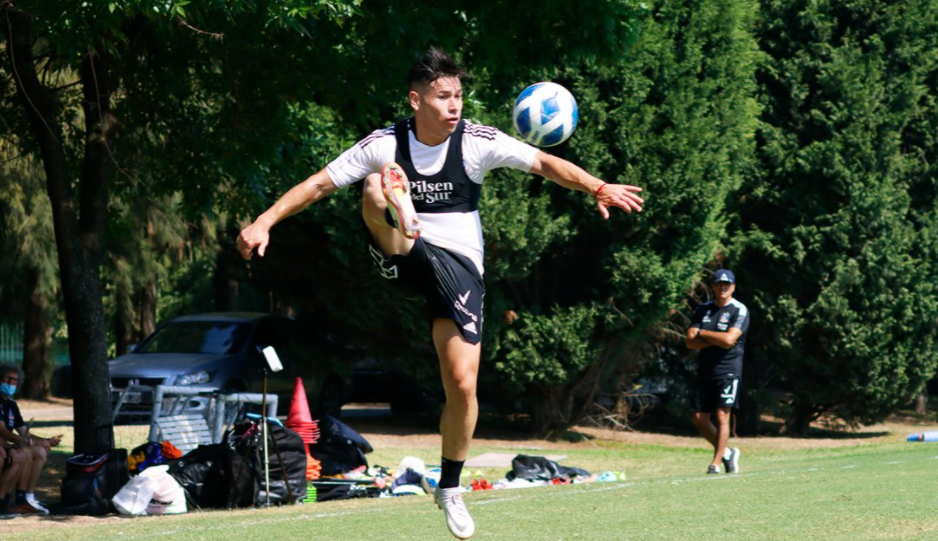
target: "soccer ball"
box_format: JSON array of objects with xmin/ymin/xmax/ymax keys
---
[{"xmin": 512, "ymin": 82, "xmax": 579, "ymax": 147}]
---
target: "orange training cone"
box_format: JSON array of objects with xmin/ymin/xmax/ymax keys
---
[
  {"xmin": 288, "ymin": 377, "xmax": 314, "ymax": 427},
  {"xmin": 306, "ymin": 452, "xmax": 322, "ymax": 480}
]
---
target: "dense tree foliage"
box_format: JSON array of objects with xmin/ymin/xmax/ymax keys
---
[
  {"xmin": 0, "ymin": 157, "xmax": 59, "ymax": 399},
  {"xmin": 0, "ymin": 0, "xmax": 361, "ymax": 452},
  {"xmin": 477, "ymin": 0, "xmax": 761, "ymax": 432},
  {"xmin": 1, "ymin": 0, "xmax": 935, "ymax": 439},
  {"xmin": 212, "ymin": 0, "xmax": 659, "ymax": 429},
  {"xmin": 729, "ymin": 0, "xmax": 938, "ymax": 433}
]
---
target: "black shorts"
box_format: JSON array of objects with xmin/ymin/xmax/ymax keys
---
[
  {"xmin": 368, "ymin": 237, "xmax": 484, "ymax": 344},
  {"xmin": 690, "ymin": 377, "xmax": 740, "ymax": 413}
]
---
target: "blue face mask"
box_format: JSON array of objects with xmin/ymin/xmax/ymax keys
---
[{"xmin": 0, "ymin": 383, "xmax": 16, "ymax": 397}]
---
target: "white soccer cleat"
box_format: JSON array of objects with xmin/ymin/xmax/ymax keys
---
[
  {"xmin": 435, "ymin": 486, "xmax": 475, "ymax": 539},
  {"xmin": 381, "ymin": 162, "xmax": 420, "ymax": 239}
]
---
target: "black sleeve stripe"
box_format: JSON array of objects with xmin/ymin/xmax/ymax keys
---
[
  {"xmin": 464, "ymin": 124, "xmax": 498, "ymax": 141},
  {"xmin": 465, "ymin": 124, "xmax": 497, "ymax": 133},
  {"xmin": 358, "ymin": 126, "xmax": 396, "ymax": 149}
]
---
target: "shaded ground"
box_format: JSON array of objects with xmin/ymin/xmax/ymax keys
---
[{"xmin": 13, "ymin": 396, "xmax": 73, "ymax": 420}]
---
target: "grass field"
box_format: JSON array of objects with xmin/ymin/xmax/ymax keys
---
[{"xmin": 6, "ymin": 403, "xmax": 938, "ymax": 541}]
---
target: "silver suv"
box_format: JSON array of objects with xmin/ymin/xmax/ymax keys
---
[{"xmin": 108, "ymin": 312, "xmax": 346, "ymax": 420}]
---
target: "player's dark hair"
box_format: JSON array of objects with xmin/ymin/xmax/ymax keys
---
[{"xmin": 407, "ymin": 47, "xmax": 467, "ymax": 90}]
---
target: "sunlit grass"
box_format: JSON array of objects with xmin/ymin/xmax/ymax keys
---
[{"xmin": 14, "ymin": 416, "xmax": 938, "ymax": 541}]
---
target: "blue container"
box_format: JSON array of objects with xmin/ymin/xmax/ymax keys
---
[{"xmin": 906, "ymin": 431, "xmax": 938, "ymax": 442}]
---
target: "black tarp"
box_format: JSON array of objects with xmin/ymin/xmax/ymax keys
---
[
  {"xmin": 309, "ymin": 415, "xmax": 372, "ymax": 476},
  {"xmin": 505, "ymin": 454, "xmax": 591, "ymax": 482},
  {"xmin": 168, "ymin": 444, "xmax": 229, "ymax": 509},
  {"xmin": 310, "ymin": 480, "xmax": 376, "ymax": 502}
]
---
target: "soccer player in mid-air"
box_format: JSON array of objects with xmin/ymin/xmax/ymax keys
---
[{"xmin": 237, "ymin": 47, "xmax": 644, "ymax": 539}]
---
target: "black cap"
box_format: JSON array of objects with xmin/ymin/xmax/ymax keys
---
[{"xmin": 713, "ymin": 269, "xmax": 735, "ymax": 284}]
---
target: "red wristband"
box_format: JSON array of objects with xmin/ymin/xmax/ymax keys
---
[{"xmin": 594, "ymin": 183, "xmax": 608, "ymax": 199}]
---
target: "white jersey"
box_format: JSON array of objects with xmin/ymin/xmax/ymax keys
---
[{"xmin": 326, "ymin": 120, "xmax": 538, "ymax": 274}]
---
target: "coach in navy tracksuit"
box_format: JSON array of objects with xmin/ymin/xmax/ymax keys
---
[{"xmin": 686, "ymin": 269, "xmax": 750, "ymax": 475}]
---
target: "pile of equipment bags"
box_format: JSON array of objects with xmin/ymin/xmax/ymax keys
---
[{"xmin": 60, "ymin": 415, "xmax": 372, "ymax": 516}]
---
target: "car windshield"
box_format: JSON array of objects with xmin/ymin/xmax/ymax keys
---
[{"xmin": 136, "ymin": 321, "xmax": 250, "ymax": 355}]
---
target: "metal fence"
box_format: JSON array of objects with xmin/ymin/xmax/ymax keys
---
[
  {"xmin": 0, "ymin": 324, "xmax": 23, "ymax": 363},
  {"xmin": 0, "ymin": 324, "xmax": 71, "ymax": 367}
]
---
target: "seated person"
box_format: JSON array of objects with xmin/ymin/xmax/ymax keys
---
[
  {"xmin": 0, "ymin": 364, "xmax": 60, "ymax": 515},
  {"xmin": 0, "ymin": 434, "xmax": 38, "ymax": 516}
]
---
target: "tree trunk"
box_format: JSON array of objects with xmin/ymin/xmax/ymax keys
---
[
  {"xmin": 736, "ymin": 393, "xmax": 760, "ymax": 436},
  {"xmin": 530, "ymin": 386, "xmax": 573, "ymax": 436},
  {"xmin": 736, "ymin": 367, "xmax": 761, "ymax": 435},
  {"xmin": 784, "ymin": 401, "xmax": 817, "ymax": 436},
  {"xmin": 114, "ymin": 303, "xmax": 134, "ymax": 357},
  {"xmin": 914, "ymin": 389, "xmax": 928, "ymax": 416},
  {"xmin": 214, "ymin": 245, "xmax": 239, "ymax": 311},
  {"xmin": 22, "ymin": 267, "xmax": 52, "ymax": 400},
  {"xmin": 114, "ymin": 280, "xmax": 156, "ymax": 356},
  {"xmin": 137, "ymin": 281, "xmax": 157, "ymax": 340},
  {"xmin": 3, "ymin": 8, "xmax": 115, "ymax": 453}
]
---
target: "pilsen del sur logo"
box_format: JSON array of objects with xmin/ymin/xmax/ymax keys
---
[{"xmin": 410, "ymin": 179, "xmax": 454, "ymax": 204}]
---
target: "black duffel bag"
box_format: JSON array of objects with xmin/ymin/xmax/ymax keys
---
[
  {"xmin": 60, "ymin": 449, "xmax": 129, "ymax": 515},
  {"xmin": 224, "ymin": 421, "xmax": 307, "ymax": 507}
]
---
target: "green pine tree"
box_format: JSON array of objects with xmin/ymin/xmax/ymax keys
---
[{"xmin": 729, "ymin": 0, "xmax": 938, "ymax": 433}]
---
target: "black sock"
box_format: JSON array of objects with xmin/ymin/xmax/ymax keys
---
[
  {"xmin": 15, "ymin": 490, "xmax": 26, "ymax": 504},
  {"xmin": 439, "ymin": 456, "xmax": 465, "ymax": 489},
  {"xmin": 0, "ymin": 494, "xmax": 10, "ymax": 508}
]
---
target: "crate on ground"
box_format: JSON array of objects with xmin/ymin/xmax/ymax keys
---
[{"xmin": 153, "ymin": 414, "xmax": 213, "ymax": 453}]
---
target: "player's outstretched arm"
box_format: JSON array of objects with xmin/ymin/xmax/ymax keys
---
[
  {"xmin": 237, "ymin": 169, "xmax": 339, "ymax": 260},
  {"xmin": 529, "ymin": 151, "xmax": 644, "ymax": 219}
]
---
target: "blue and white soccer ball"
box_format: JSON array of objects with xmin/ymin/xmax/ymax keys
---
[{"xmin": 512, "ymin": 82, "xmax": 579, "ymax": 147}]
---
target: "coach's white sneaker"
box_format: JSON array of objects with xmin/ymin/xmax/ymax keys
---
[
  {"xmin": 435, "ymin": 486, "xmax": 475, "ymax": 539},
  {"xmin": 25, "ymin": 495, "xmax": 49, "ymax": 515},
  {"xmin": 381, "ymin": 162, "xmax": 420, "ymax": 239},
  {"xmin": 723, "ymin": 447, "xmax": 741, "ymax": 474}
]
